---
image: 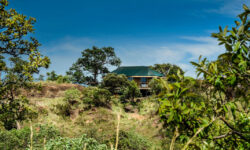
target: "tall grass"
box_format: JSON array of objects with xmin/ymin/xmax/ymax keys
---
[{"xmin": 115, "ymin": 109, "xmax": 121, "ymax": 150}]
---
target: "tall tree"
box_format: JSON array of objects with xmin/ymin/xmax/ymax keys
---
[
  {"xmin": 0, "ymin": 0, "xmax": 50, "ymax": 129},
  {"xmin": 159, "ymin": 4, "xmax": 249, "ymax": 149},
  {"xmin": 150, "ymin": 63, "xmax": 184, "ymax": 76},
  {"xmin": 66, "ymin": 63, "xmax": 86, "ymax": 84},
  {"xmin": 68, "ymin": 46, "xmax": 121, "ymax": 85}
]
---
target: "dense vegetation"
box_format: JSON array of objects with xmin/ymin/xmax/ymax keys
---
[{"xmin": 0, "ymin": 0, "xmax": 249, "ymax": 149}]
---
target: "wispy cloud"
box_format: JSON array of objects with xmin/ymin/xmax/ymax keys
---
[
  {"xmin": 205, "ymin": 0, "xmax": 250, "ymax": 17},
  {"xmin": 39, "ymin": 36, "xmax": 96, "ymax": 75},
  {"xmin": 116, "ymin": 36, "xmax": 223, "ymax": 77},
  {"xmin": 40, "ymin": 35, "xmax": 224, "ymax": 78}
]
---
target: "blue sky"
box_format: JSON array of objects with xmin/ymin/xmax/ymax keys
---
[{"xmin": 9, "ymin": 0, "xmax": 249, "ymax": 77}]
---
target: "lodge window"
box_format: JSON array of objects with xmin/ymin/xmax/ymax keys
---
[
  {"xmin": 140, "ymin": 77, "xmax": 147, "ymax": 83},
  {"xmin": 128, "ymin": 77, "xmax": 133, "ymax": 81}
]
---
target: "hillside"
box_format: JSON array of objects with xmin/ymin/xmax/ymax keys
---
[{"xmin": 4, "ymin": 82, "xmax": 170, "ymax": 150}]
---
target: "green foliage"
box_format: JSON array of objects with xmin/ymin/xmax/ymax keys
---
[
  {"xmin": 46, "ymin": 70, "xmax": 71, "ymax": 83},
  {"xmin": 68, "ymin": 46, "xmax": 121, "ymax": 85},
  {"xmin": 0, "ymin": 124, "xmax": 59, "ymax": 150},
  {"xmin": 159, "ymin": 71, "xmax": 208, "ymax": 143},
  {"xmin": 0, "ymin": 0, "xmax": 50, "ymax": 130},
  {"xmin": 0, "ymin": 96, "xmax": 38, "ymax": 130},
  {"xmin": 46, "ymin": 71, "xmax": 58, "ymax": 81},
  {"xmin": 54, "ymin": 88, "xmax": 82, "ymax": 116},
  {"xmin": 37, "ymin": 74, "xmax": 45, "ymax": 81},
  {"xmin": 158, "ymin": 5, "xmax": 249, "ymax": 149},
  {"xmin": 150, "ymin": 63, "xmax": 184, "ymax": 77},
  {"xmin": 115, "ymin": 130, "xmax": 152, "ymax": 150},
  {"xmin": 82, "ymin": 87, "xmax": 112, "ymax": 108},
  {"xmin": 56, "ymin": 75, "xmax": 71, "ymax": 84},
  {"xmin": 66, "ymin": 63, "xmax": 86, "ymax": 84},
  {"xmin": 148, "ymin": 78, "xmax": 168, "ymax": 95},
  {"xmin": 101, "ymin": 73, "xmax": 129, "ymax": 94},
  {"xmin": 45, "ymin": 134, "xmax": 108, "ymax": 150},
  {"xmin": 190, "ymin": 5, "xmax": 250, "ymax": 149},
  {"xmin": 120, "ymin": 80, "xmax": 141, "ymax": 103}
]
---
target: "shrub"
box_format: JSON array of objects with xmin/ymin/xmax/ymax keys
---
[
  {"xmin": 0, "ymin": 124, "xmax": 60, "ymax": 150},
  {"xmin": 0, "ymin": 96, "xmax": 38, "ymax": 130},
  {"xmin": 101, "ymin": 73, "xmax": 129, "ymax": 94},
  {"xmin": 56, "ymin": 75, "xmax": 71, "ymax": 84},
  {"xmin": 46, "ymin": 70, "xmax": 72, "ymax": 83},
  {"xmin": 120, "ymin": 80, "xmax": 141, "ymax": 103},
  {"xmin": 148, "ymin": 78, "xmax": 165, "ymax": 95},
  {"xmin": 53, "ymin": 88, "xmax": 82, "ymax": 116},
  {"xmin": 64, "ymin": 88, "xmax": 82, "ymax": 104},
  {"xmin": 115, "ymin": 130, "xmax": 152, "ymax": 150},
  {"xmin": 82, "ymin": 87, "xmax": 111, "ymax": 108},
  {"xmin": 45, "ymin": 134, "xmax": 108, "ymax": 150}
]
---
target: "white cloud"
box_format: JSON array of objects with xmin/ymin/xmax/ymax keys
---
[
  {"xmin": 40, "ymin": 35, "xmax": 224, "ymax": 78},
  {"xmin": 205, "ymin": 0, "xmax": 250, "ymax": 17},
  {"xmin": 39, "ymin": 36, "xmax": 96, "ymax": 75},
  {"xmin": 116, "ymin": 36, "xmax": 224, "ymax": 77}
]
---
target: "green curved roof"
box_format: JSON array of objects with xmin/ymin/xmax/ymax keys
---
[{"xmin": 112, "ymin": 66, "xmax": 164, "ymax": 77}]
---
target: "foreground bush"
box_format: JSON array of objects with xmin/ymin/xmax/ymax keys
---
[
  {"xmin": 101, "ymin": 73, "xmax": 129, "ymax": 94},
  {"xmin": 115, "ymin": 130, "xmax": 152, "ymax": 150},
  {"xmin": 82, "ymin": 87, "xmax": 111, "ymax": 108},
  {"xmin": 53, "ymin": 88, "xmax": 82, "ymax": 116},
  {"xmin": 45, "ymin": 134, "xmax": 108, "ymax": 150},
  {"xmin": 120, "ymin": 80, "xmax": 141, "ymax": 103},
  {"xmin": 0, "ymin": 124, "xmax": 59, "ymax": 150}
]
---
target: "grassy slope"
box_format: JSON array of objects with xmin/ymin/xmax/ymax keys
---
[{"xmin": 23, "ymin": 82, "xmax": 167, "ymax": 149}]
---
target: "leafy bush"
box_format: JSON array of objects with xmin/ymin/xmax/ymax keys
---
[
  {"xmin": 115, "ymin": 130, "xmax": 152, "ymax": 150},
  {"xmin": 0, "ymin": 96, "xmax": 38, "ymax": 130},
  {"xmin": 53, "ymin": 88, "xmax": 82, "ymax": 116},
  {"xmin": 64, "ymin": 88, "xmax": 82, "ymax": 104},
  {"xmin": 45, "ymin": 134, "xmax": 108, "ymax": 150},
  {"xmin": 56, "ymin": 75, "xmax": 71, "ymax": 84},
  {"xmin": 148, "ymin": 78, "xmax": 165, "ymax": 95},
  {"xmin": 101, "ymin": 73, "xmax": 129, "ymax": 94},
  {"xmin": 82, "ymin": 87, "xmax": 111, "ymax": 108},
  {"xmin": 120, "ymin": 80, "xmax": 141, "ymax": 103},
  {"xmin": 46, "ymin": 70, "xmax": 71, "ymax": 83},
  {"xmin": 0, "ymin": 124, "xmax": 60, "ymax": 150}
]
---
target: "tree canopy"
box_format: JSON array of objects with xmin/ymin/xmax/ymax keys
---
[
  {"xmin": 159, "ymin": 4, "xmax": 249, "ymax": 149},
  {"xmin": 67, "ymin": 46, "xmax": 121, "ymax": 85},
  {"xmin": 0, "ymin": 0, "xmax": 50, "ymax": 129},
  {"xmin": 150, "ymin": 63, "xmax": 184, "ymax": 76}
]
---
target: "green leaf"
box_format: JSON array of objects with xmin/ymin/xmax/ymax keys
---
[
  {"xmin": 223, "ymin": 26, "xmax": 228, "ymax": 36},
  {"xmin": 166, "ymin": 94, "xmax": 174, "ymax": 98},
  {"xmin": 228, "ymin": 75, "xmax": 236, "ymax": 85},
  {"xmin": 219, "ymin": 26, "xmax": 223, "ymax": 32},
  {"xmin": 237, "ymin": 25, "xmax": 244, "ymax": 35},
  {"xmin": 225, "ymin": 44, "xmax": 232, "ymax": 51},
  {"xmin": 174, "ymin": 82, "xmax": 181, "ymax": 88},
  {"xmin": 215, "ymin": 77, "xmax": 222, "ymax": 86},
  {"xmin": 235, "ymin": 21, "xmax": 240, "ymax": 26},
  {"xmin": 167, "ymin": 112, "xmax": 174, "ymax": 123},
  {"xmin": 163, "ymin": 100, "xmax": 171, "ymax": 106},
  {"xmin": 190, "ymin": 61, "xmax": 201, "ymax": 67},
  {"xmin": 243, "ymin": 4, "xmax": 249, "ymax": 11},
  {"xmin": 202, "ymin": 118, "xmax": 209, "ymax": 126},
  {"xmin": 223, "ymin": 105, "xmax": 228, "ymax": 113},
  {"xmin": 234, "ymin": 41, "xmax": 241, "ymax": 51},
  {"xmin": 182, "ymin": 109, "xmax": 190, "ymax": 114},
  {"xmin": 230, "ymin": 30, "xmax": 236, "ymax": 38}
]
